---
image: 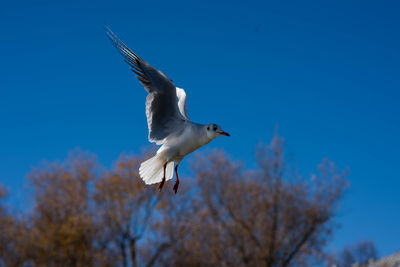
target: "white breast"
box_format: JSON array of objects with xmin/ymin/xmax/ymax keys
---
[{"xmin": 157, "ymin": 124, "xmax": 210, "ymax": 162}]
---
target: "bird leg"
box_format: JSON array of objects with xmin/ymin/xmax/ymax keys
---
[
  {"xmin": 173, "ymin": 164, "xmax": 179, "ymax": 194},
  {"xmin": 158, "ymin": 162, "xmax": 167, "ymax": 192}
]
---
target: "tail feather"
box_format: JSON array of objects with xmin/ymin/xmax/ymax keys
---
[{"xmin": 139, "ymin": 155, "xmax": 174, "ymax": 185}]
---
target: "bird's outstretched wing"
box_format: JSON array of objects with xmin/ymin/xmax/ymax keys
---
[
  {"xmin": 176, "ymin": 87, "xmax": 189, "ymax": 120},
  {"xmin": 105, "ymin": 26, "xmax": 186, "ymax": 144}
]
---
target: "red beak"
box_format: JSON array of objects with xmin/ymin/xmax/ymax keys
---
[{"xmin": 219, "ymin": 131, "xmax": 230, "ymax": 137}]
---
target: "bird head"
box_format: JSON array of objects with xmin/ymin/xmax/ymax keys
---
[{"xmin": 205, "ymin": 124, "xmax": 230, "ymax": 139}]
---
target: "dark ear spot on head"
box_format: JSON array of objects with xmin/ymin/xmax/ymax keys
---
[{"xmin": 207, "ymin": 126, "xmax": 210, "ymax": 130}]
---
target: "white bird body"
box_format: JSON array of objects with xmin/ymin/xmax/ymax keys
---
[
  {"xmin": 106, "ymin": 27, "xmax": 229, "ymax": 193},
  {"xmin": 139, "ymin": 122, "xmax": 212, "ymax": 185},
  {"xmin": 157, "ymin": 122, "xmax": 212, "ymax": 162}
]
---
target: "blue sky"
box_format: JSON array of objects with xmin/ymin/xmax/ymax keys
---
[{"xmin": 1, "ymin": 0, "xmax": 399, "ymax": 257}]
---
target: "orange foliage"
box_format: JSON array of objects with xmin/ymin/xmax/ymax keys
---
[{"xmin": 0, "ymin": 135, "xmax": 349, "ymax": 266}]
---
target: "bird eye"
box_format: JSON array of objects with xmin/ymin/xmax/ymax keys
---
[{"xmin": 213, "ymin": 126, "xmax": 217, "ymax": 131}]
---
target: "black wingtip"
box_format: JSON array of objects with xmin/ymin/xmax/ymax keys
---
[
  {"xmin": 104, "ymin": 25, "xmax": 150, "ymax": 85},
  {"xmin": 104, "ymin": 25, "xmax": 114, "ymax": 40},
  {"xmin": 104, "ymin": 24, "xmax": 113, "ymax": 33}
]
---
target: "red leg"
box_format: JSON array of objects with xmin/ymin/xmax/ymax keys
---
[
  {"xmin": 158, "ymin": 163, "xmax": 167, "ymax": 192},
  {"xmin": 173, "ymin": 164, "xmax": 179, "ymax": 194}
]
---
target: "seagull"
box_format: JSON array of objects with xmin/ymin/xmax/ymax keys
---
[{"xmin": 105, "ymin": 27, "xmax": 230, "ymax": 194}]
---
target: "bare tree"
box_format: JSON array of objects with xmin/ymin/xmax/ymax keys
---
[
  {"xmin": 150, "ymin": 134, "xmax": 348, "ymax": 267},
  {"xmin": 0, "ymin": 135, "xmax": 349, "ymax": 267},
  {"xmin": 0, "ymin": 152, "xmax": 167, "ymax": 267},
  {"xmin": 93, "ymin": 154, "xmax": 164, "ymax": 267},
  {"xmin": 334, "ymin": 241, "xmax": 378, "ymax": 267},
  {"xmin": 0, "ymin": 185, "xmax": 16, "ymax": 267},
  {"xmin": 25, "ymin": 151, "xmax": 100, "ymax": 266},
  {"xmin": 141, "ymin": 179, "xmax": 195, "ymax": 267}
]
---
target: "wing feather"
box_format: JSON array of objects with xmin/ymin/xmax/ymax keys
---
[
  {"xmin": 176, "ymin": 87, "xmax": 189, "ymax": 120},
  {"xmin": 105, "ymin": 26, "xmax": 186, "ymax": 144}
]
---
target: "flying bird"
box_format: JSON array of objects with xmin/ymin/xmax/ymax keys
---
[{"xmin": 105, "ymin": 27, "xmax": 230, "ymax": 194}]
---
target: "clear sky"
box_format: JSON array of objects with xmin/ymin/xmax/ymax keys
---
[{"xmin": 1, "ymin": 0, "xmax": 399, "ymax": 257}]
